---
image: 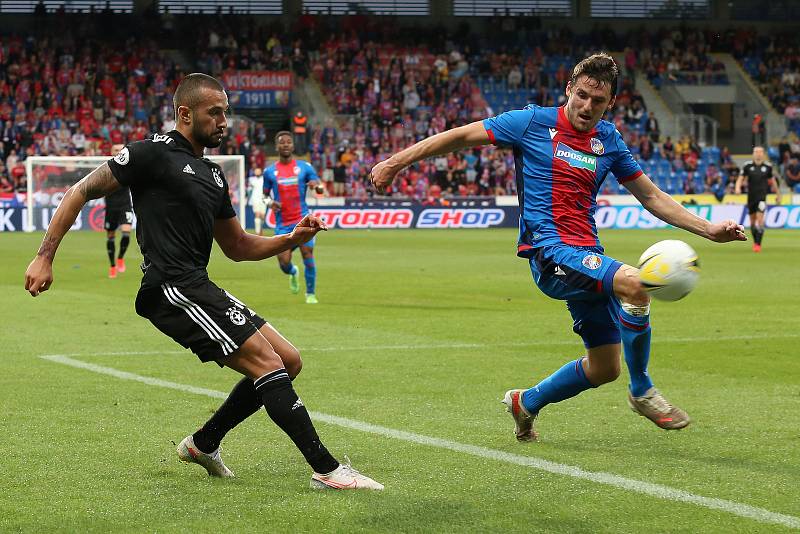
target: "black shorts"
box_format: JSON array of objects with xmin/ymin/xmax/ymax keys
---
[
  {"xmin": 105, "ymin": 208, "xmax": 133, "ymax": 231},
  {"xmin": 135, "ymin": 279, "xmax": 266, "ymax": 364},
  {"xmin": 747, "ymin": 196, "xmax": 767, "ymax": 214}
]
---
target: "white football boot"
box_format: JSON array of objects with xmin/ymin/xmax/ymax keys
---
[
  {"xmin": 177, "ymin": 435, "xmax": 235, "ymax": 477},
  {"xmin": 502, "ymin": 389, "xmax": 539, "ymax": 441},
  {"xmin": 310, "ymin": 458, "xmax": 384, "ymax": 490}
]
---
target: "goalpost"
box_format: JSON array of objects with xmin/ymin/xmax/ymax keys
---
[{"xmin": 24, "ymin": 155, "xmax": 246, "ymax": 232}]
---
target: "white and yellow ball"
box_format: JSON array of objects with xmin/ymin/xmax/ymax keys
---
[{"xmin": 637, "ymin": 240, "xmax": 700, "ymax": 301}]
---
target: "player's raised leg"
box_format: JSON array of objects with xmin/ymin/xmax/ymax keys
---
[
  {"xmin": 612, "ymin": 264, "xmax": 690, "ymax": 430},
  {"xmin": 300, "ymin": 244, "xmax": 317, "ymax": 304},
  {"xmin": 277, "ymin": 247, "xmax": 300, "ymax": 294}
]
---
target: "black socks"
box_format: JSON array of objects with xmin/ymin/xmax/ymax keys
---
[
  {"xmin": 119, "ymin": 231, "xmax": 130, "ymax": 259},
  {"xmin": 253, "ymin": 369, "xmax": 339, "ymax": 474},
  {"xmin": 193, "ymin": 378, "xmax": 263, "ymax": 453},
  {"xmin": 106, "ymin": 237, "xmax": 115, "ymax": 267}
]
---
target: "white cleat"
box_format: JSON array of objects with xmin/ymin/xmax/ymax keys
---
[
  {"xmin": 310, "ymin": 458, "xmax": 384, "ymax": 490},
  {"xmin": 177, "ymin": 435, "xmax": 234, "ymax": 478},
  {"xmin": 502, "ymin": 389, "xmax": 539, "ymax": 442}
]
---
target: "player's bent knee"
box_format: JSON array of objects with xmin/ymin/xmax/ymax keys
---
[{"xmin": 283, "ymin": 347, "xmax": 303, "ymax": 378}]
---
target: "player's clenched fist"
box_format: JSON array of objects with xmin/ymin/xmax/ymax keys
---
[
  {"xmin": 369, "ymin": 159, "xmax": 402, "ymax": 194},
  {"xmin": 25, "ymin": 256, "xmax": 53, "ymax": 297},
  {"xmin": 289, "ymin": 214, "xmax": 328, "ymax": 245}
]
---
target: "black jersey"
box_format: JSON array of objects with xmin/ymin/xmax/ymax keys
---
[
  {"xmin": 741, "ymin": 160, "xmax": 774, "ymax": 199},
  {"xmin": 105, "ymin": 185, "xmax": 132, "ymax": 210},
  {"xmin": 107, "ymin": 130, "xmax": 236, "ymax": 290}
]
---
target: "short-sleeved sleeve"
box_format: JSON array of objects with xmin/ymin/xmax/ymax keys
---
[
  {"xmin": 216, "ymin": 172, "xmax": 236, "ymax": 219},
  {"xmin": 107, "ymin": 140, "xmax": 161, "ymax": 187},
  {"xmin": 482, "ymin": 108, "xmax": 534, "ymax": 147},
  {"xmin": 262, "ymin": 168, "xmax": 274, "ymax": 197},
  {"xmin": 302, "ymin": 161, "xmax": 320, "ymax": 183},
  {"xmin": 610, "ymin": 130, "xmax": 643, "ymax": 183}
]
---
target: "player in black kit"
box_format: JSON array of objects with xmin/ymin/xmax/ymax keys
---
[
  {"xmin": 24, "ymin": 73, "xmax": 383, "ymax": 490},
  {"xmin": 103, "ymin": 177, "xmax": 133, "ymax": 278},
  {"xmin": 735, "ymin": 146, "xmax": 782, "ymax": 252}
]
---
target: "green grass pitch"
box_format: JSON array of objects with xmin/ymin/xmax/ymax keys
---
[{"xmin": 2, "ymin": 228, "xmax": 799, "ymax": 533}]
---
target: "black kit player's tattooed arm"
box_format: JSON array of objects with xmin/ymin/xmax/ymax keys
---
[{"xmin": 26, "ymin": 163, "xmax": 121, "ymax": 296}]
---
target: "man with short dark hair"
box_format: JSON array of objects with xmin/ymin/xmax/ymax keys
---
[
  {"xmin": 371, "ymin": 53, "xmax": 746, "ymax": 440},
  {"xmin": 25, "ymin": 73, "xmax": 382, "ymax": 490}
]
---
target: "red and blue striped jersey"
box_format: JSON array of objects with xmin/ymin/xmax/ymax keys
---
[
  {"xmin": 263, "ymin": 159, "xmax": 319, "ymax": 227},
  {"xmin": 483, "ymin": 104, "xmax": 642, "ymax": 254}
]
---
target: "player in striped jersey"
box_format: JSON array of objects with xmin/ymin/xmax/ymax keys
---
[
  {"xmin": 264, "ymin": 131, "xmax": 326, "ymax": 304},
  {"xmin": 371, "ymin": 53, "xmax": 746, "ymax": 440}
]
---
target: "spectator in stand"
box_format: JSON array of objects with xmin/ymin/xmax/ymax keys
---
[
  {"xmin": 720, "ymin": 146, "xmax": 737, "ymax": 175},
  {"xmin": 752, "ymin": 114, "xmax": 766, "ymax": 147},
  {"xmin": 645, "ymin": 113, "xmax": 660, "ymax": 143},
  {"xmin": 785, "ymin": 156, "xmax": 800, "ymax": 189}
]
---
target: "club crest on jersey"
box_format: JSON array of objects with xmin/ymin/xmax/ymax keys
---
[
  {"xmin": 212, "ymin": 167, "xmax": 223, "ymax": 188},
  {"xmin": 554, "ymin": 142, "xmax": 597, "ymax": 172},
  {"xmin": 114, "ymin": 147, "xmax": 129, "ymax": 166},
  {"xmin": 226, "ymin": 307, "xmax": 246, "ymax": 326},
  {"xmin": 582, "ymin": 254, "xmax": 602, "ymax": 270},
  {"xmin": 590, "ymin": 138, "xmax": 604, "ymax": 155},
  {"xmin": 293, "ymin": 166, "xmax": 301, "ymax": 175}
]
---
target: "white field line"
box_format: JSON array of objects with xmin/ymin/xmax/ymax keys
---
[
  {"xmin": 40, "ymin": 353, "xmax": 800, "ymax": 530},
  {"xmin": 45, "ymin": 332, "xmax": 800, "ymax": 358}
]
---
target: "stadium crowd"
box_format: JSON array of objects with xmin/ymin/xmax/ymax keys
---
[{"xmin": 2, "ymin": 16, "xmax": 799, "ymax": 198}]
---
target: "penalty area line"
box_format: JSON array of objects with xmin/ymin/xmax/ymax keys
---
[{"xmin": 39, "ymin": 353, "xmax": 800, "ymax": 530}]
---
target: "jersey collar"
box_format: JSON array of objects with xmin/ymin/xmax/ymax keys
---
[
  {"xmin": 557, "ymin": 106, "xmax": 597, "ymax": 137},
  {"xmin": 167, "ymin": 130, "xmax": 200, "ymax": 157}
]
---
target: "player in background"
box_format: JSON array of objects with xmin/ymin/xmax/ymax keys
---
[
  {"xmin": 247, "ymin": 167, "xmax": 268, "ymax": 235},
  {"xmin": 264, "ymin": 131, "xmax": 325, "ymax": 304},
  {"xmin": 735, "ymin": 146, "xmax": 781, "ymax": 252},
  {"xmin": 104, "ymin": 181, "xmax": 133, "ymax": 278},
  {"xmin": 371, "ymin": 53, "xmax": 746, "ymax": 440},
  {"xmin": 25, "ymin": 73, "xmax": 383, "ymax": 490}
]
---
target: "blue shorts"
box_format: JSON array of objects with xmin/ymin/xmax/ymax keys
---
[
  {"xmin": 275, "ymin": 222, "xmax": 315, "ymax": 249},
  {"xmin": 529, "ymin": 245, "xmax": 624, "ymax": 348}
]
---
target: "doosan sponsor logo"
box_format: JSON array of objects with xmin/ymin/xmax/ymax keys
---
[{"xmin": 554, "ymin": 142, "xmax": 597, "ymax": 171}]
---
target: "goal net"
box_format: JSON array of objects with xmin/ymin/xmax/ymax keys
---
[{"xmin": 24, "ymin": 155, "xmax": 246, "ymax": 232}]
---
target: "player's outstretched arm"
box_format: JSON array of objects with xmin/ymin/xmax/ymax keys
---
[
  {"xmin": 625, "ymin": 173, "xmax": 746, "ymax": 243},
  {"xmin": 213, "ymin": 214, "xmax": 328, "ymax": 262},
  {"xmin": 370, "ymin": 121, "xmax": 491, "ymax": 193},
  {"xmin": 25, "ymin": 163, "xmax": 121, "ymax": 297}
]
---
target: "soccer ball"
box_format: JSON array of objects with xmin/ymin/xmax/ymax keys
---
[{"xmin": 637, "ymin": 240, "xmax": 700, "ymax": 301}]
